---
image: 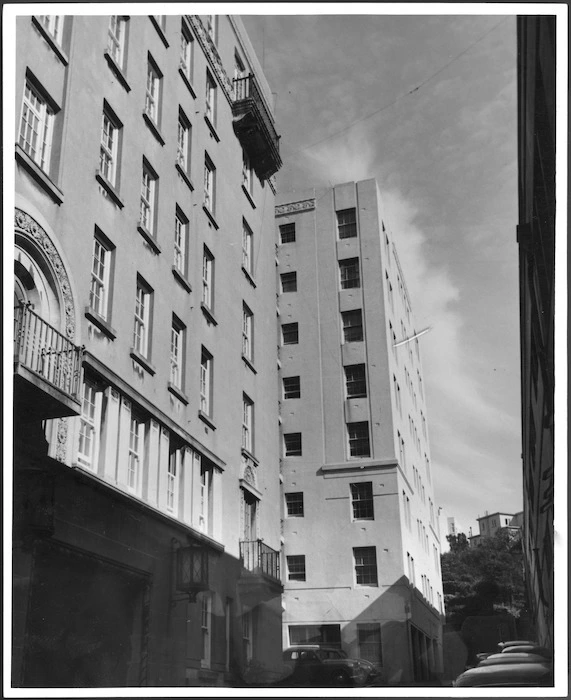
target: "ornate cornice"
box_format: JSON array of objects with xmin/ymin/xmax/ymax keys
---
[
  {"xmin": 187, "ymin": 15, "xmax": 234, "ymax": 105},
  {"xmin": 275, "ymin": 199, "xmax": 316, "ymax": 217}
]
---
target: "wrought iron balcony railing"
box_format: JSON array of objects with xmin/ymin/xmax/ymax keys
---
[
  {"xmin": 14, "ymin": 303, "xmax": 83, "ymax": 404},
  {"xmin": 232, "ymin": 74, "xmax": 282, "ymax": 180},
  {"xmin": 240, "ymin": 539, "xmax": 281, "ymax": 583}
]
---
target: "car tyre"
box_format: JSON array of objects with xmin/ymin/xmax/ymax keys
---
[{"xmin": 331, "ymin": 670, "xmax": 351, "ymax": 686}]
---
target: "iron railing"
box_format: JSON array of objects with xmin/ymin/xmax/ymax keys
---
[
  {"xmin": 14, "ymin": 303, "xmax": 83, "ymax": 402},
  {"xmin": 240, "ymin": 539, "xmax": 281, "ymax": 583}
]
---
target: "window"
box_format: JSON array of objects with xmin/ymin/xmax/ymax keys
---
[
  {"xmin": 202, "ymin": 246, "xmax": 214, "ymax": 309},
  {"xmin": 139, "ymin": 161, "xmax": 157, "ymax": 234},
  {"xmin": 242, "ymin": 219, "xmax": 253, "ymax": 275},
  {"xmin": 337, "ymin": 208, "xmax": 357, "ymax": 239},
  {"xmin": 389, "ymin": 321, "xmax": 397, "ymax": 361},
  {"xmin": 342, "ymin": 310, "xmax": 363, "ymax": 343},
  {"xmin": 200, "ymin": 593, "xmax": 212, "ymax": 668},
  {"xmin": 289, "ymin": 624, "xmax": 341, "ymax": 648},
  {"xmin": 386, "ymin": 272, "xmax": 394, "ymax": 312},
  {"xmin": 99, "ymin": 105, "xmax": 121, "ymax": 187},
  {"xmin": 280, "ymin": 271, "xmax": 297, "ymax": 293},
  {"xmin": 358, "ymin": 624, "xmax": 382, "ymax": 664},
  {"xmin": 384, "ymin": 230, "xmax": 390, "ymax": 262},
  {"xmin": 339, "ymin": 258, "xmax": 360, "ymax": 289},
  {"xmin": 133, "ymin": 277, "xmax": 152, "ymax": 358},
  {"xmin": 234, "ymin": 52, "xmax": 246, "ymax": 83},
  {"xmin": 170, "ymin": 317, "xmax": 185, "ymax": 389},
  {"xmin": 242, "ymin": 394, "xmax": 253, "ymax": 453},
  {"xmin": 38, "ymin": 15, "xmax": 63, "ymax": 43},
  {"xmin": 205, "ymin": 14, "xmax": 217, "ymax": 42},
  {"xmin": 128, "ymin": 414, "xmax": 144, "ymax": 494},
  {"xmin": 348, "ymin": 422, "xmax": 370, "ymax": 458},
  {"xmin": 398, "ymin": 433, "xmax": 407, "ymax": 471},
  {"xmin": 279, "ymin": 222, "xmax": 296, "ymax": 244},
  {"xmin": 354, "ymin": 546, "xmax": 378, "ymax": 585},
  {"xmin": 19, "ymin": 79, "xmax": 54, "ymax": 172},
  {"xmin": 203, "ymin": 154, "xmax": 216, "ymax": 212},
  {"xmin": 77, "ymin": 379, "xmax": 101, "ymax": 470},
  {"xmin": 242, "ymin": 150, "xmax": 254, "ymax": 195},
  {"xmin": 283, "ymin": 376, "xmax": 301, "ymax": 399},
  {"xmin": 179, "ymin": 21, "xmax": 194, "ymax": 80},
  {"xmin": 287, "ymin": 555, "xmax": 306, "ymax": 581},
  {"xmin": 242, "ymin": 489, "xmax": 258, "ymax": 540},
  {"xmin": 242, "ymin": 303, "xmax": 253, "ymax": 361},
  {"xmin": 173, "ymin": 207, "xmax": 188, "ymax": 276},
  {"xmin": 145, "ymin": 55, "xmax": 162, "ymax": 125},
  {"xmin": 284, "ymin": 433, "xmax": 302, "ymax": 457},
  {"xmin": 198, "ymin": 458, "xmax": 212, "ymax": 533},
  {"xmin": 350, "ymin": 482, "xmax": 374, "ymax": 520},
  {"xmin": 403, "ymin": 491, "xmax": 411, "ymax": 529},
  {"xmin": 200, "ymin": 348, "xmax": 213, "ymax": 416},
  {"xmin": 242, "ymin": 611, "xmax": 253, "ymax": 663},
  {"xmin": 108, "ymin": 16, "xmax": 127, "ymax": 69},
  {"xmin": 285, "ymin": 492, "xmax": 304, "ymax": 517},
  {"xmin": 345, "ymin": 364, "xmax": 366, "ymax": 398},
  {"xmin": 89, "ymin": 234, "xmax": 113, "ymax": 320},
  {"xmin": 282, "ymin": 322, "xmax": 299, "ymax": 345},
  {"xmin": 205, "ymin": 70, "xmax": 217, "ymax": 125},
  {"xmin": 176, "ymin": 108, "xmax": 191, "ymax": 173},
  {"xmin": 167, "ymin": 449, "xmax": 180, "ymax": 514},
  {"xmin": 393, "ymin": 375, "xmax": 402, "ymax": 415}
]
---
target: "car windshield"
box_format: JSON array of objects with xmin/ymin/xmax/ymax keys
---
[{"xmin": 316, "ymin": 649, "xmax": 345, "ymax": 660}]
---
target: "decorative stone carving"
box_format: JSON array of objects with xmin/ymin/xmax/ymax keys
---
[
  {"xmin": 243, "ymin": 462, "xmax": 256, "ymax": 488},
  {"xmin": 55, "ymin": 417, "xmax": 68, "ymax": 461},
  {"xmin": 187, "ymin": 16, "xmax": 234, "ymax": 105},
  {"xmin": 275, "ymin": 199, "xmax": 316, "ymax": 217}
]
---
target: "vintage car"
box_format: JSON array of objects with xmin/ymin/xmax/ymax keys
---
[
  {"xmin": 454, "ymin": 661, "xmax": 553, "ymax": 688},
  {"xmin": 479, "ymin": 652, "xmax": 551, "ymax": 666},
  {"xmin": 501, "ymin": 645, "xmax": 553, "ymax": 659},
  {"xmin": 280, "ymin": 645, "xmax": 382, "ymax": 686}
]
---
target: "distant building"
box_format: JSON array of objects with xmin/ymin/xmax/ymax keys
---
[
  {"xmin": 468, "ymin": 511, "xmax": 523, "ymax": 547},
  {"xmin": 13, "ymin": 13, "xmax": 283, "ymax": 686},
  {"xmin": 447, "ymin": 517, "xmax": 457, "ymax": 537},
  {"xmin": 276, "ymin": 180, "xmax": 444, "ymax": 684},
  {"xmin": 516, "ymin": 15, "xmax": 555, "ymax": 651}
]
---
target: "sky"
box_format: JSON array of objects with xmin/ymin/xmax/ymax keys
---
[{"xmin": 242, "ymin": 9, "xmax": 522, "ymax": 541}]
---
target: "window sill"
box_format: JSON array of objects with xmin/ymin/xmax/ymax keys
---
[
  {"xmin": 103, "ymin": 50, "xmax": 131, "ymax": 92},
  {"xmin": 200, "ymin": 303, "xmax": 218, "ymax": 326},
  {"xmin": 137, "ymin": 224, "xmax": 162, "ymax": 254},
  {"xmin": 172, "ymin": 266, "xmax": 192, "ymax": 292},
  {"xmin": 241, "ymin": 265, "xmax": 257, "ymax": 288},
  {"xmin": 241, "ymin": 447, "xmax": 259, "ymax": 467},
  {"xmin": 31, "ymin": 16, "xmax": 69, "ymax": 65},
  {"xmin": 95, "ymin": 171, "xmax": 125, "ymax": 208},
  {"xmin": 130, "ymin": 348, "xmax": 156, "ymax": 375},
  {"xmin": 204, "ymin": 115, "xmax": 220, "ymax": 142},
  {"xmin": 175, "ymin": 162, "xmax": 194, "ymax": 191},
  {"xmin": 178, "ymin": 67, "xmax": 197, "ymax": 98},
  {"xmin": 242, "ymin": 184, "xmax": 256, "ymax": 209},
  {"xmin": 198, "ymin": 410, "xmax": 216, "ymax": 431},
  {"xmin": 149, "ymin": 16, "xmax": 169, "ymax": 47},
  {"xmin": 168, "ymin": 382, "xmax": 189, "ymax": 405},
  {"xmin": 242, "ymin": 355, "xmax": 257, "ymax": 374},
  {"xmin": 142, "ymin": 112, "xmax": 165, "ymax": 146},
  {"xmin": 15, "ymin": 144, "xmax": 64, "ymax": 205},
  {"xmin": 202, "ymin": 205, "xmax": 219, "ymax": 230},
  {"xmin": 85, "ymin": 308, "xmax": 117, "ymax": 340}
]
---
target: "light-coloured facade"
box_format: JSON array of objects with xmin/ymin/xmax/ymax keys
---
[
  {"xmin": 276, "ymin": 179, "xmax": 444, "ymax": 684},
  {"xmin": 12, "ymin": 13, "xmax": 283, "ymax": 687},
  {"xmin": 468, "ymin": 511, "xmax": 523, "ymax": 546}
]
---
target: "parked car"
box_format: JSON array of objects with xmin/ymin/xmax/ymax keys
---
[
  {"xmin": 454, "ymin": 661, "xmax": 553, "ymax": 688},
  {"xmin": 501, "ymin": 645, "xmax": 553, "ymax": 659},
  {"xmin": 280, "ymin": 645, "xmax": 382, "ymax": 686},
  {"xmin": 479, "ymin": 652, "xmax": 550, "ymax": 667},
  {"xmin": 497, "ymin": 639, "xmax": 537, "ymax": 650}
]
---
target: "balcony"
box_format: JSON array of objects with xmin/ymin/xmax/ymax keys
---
[
  {"xmin": 240, "ymin": 539, "xmax": 281, "ymax": 583},
  {"xmin": 232, "ymin": 75, "xmax": 282, "ymax": 180},
  {"xmin": 14, "ymin": 303, "xmax": 83, "ymax": 421}
]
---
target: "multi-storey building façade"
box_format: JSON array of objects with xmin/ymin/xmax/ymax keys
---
[
  {"xmin": 12, "ymin": 13, "xmax": 283, "ymax": 687},
  {"xmin": 276, "ymin": 179, "xmax": 444, "ymax": 684}
]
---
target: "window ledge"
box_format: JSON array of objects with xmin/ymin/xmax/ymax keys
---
[
  {"xmin": 202, "ymin": 205, "xmax": 219, "ymax": 230},
  {"xmin": 242, "ymin": 355, "xmax": 257, "ymax": 374},
  {"xmin": 137, "ymin": 224, "xmax": 162, "ymax": 254},
  {"xmin": 31, "ymin": 16, "xmax": 69, "ymax": 65},
  {"xmin": 200, "ymin": 303, "xmax": 218, "ymax": 326},
  {"xmin": 15, "ymin": 144, "xmax": 64, "ymax": 205},
  {"xmin": 95, "ymin": 171, "xmax": 125, "ymax": 208},
  {"xmin": 178, "ymin": 67, "xmax": 197, "ymax": 98},
  {"xmin": 175, "ymin": 162, "xmax": 194, "ymax": 191},
  {"xmin": 168, "ymin": 382, "xmax": 189, "ymax": 405},
  {"xmin": 198, "ymin": 410, "xmax": 216, "ymax": 430},
  {"xmin": 241, "ymin": 265, "xmax": 257, "ymax": 288},
  {"xmin": 103, "ymin": 50, "xmax": 131, "ymax": 92},
  {"xmin": 204, "ymin": 115, "xmax": 220, "ymax": 142},
  {"xmin": 142, "ymin": 112, "xmax": 165, "ymax": 145},
  {"xmin": 172, "ymin": 266, "xmax": 192, "ymax": 292},
  {"xmin": 241, "ymin": 184, "xmax": 256, "ymax": 209},
  {"xmin": 85, "ymin": 308, "xmax": 117, "ymax": 340},
  {"xmin": 130, "ymin": 348, "xmax": 156, "ymax": 375},
  {"xmin": 241, "ymin": 447, "xmax": 259, "ymax": 467},
  {"xmin": 149, "ymin": 16, "xmax": 169, "ymax": 47}
]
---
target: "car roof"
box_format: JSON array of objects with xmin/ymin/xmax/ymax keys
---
[
  {"xmin": 455, "ymin": 662, "xmax": 553, "ymax": 687},
  {"xmin": 502, "ymin": 645, "xmax": 552, "ymax": 657},
  {"xmin": 480, "ymin": 653, "xmax": 551, "ymax": 666},
  {"xmin": 498, "ymin": 639, "xmax": 538, "ymax": 648}
]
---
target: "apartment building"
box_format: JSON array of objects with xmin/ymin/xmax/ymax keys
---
[
  {"xmin": 276, "ymin": 180, "xmax": 444, "ymax": 684},
  {"xmin": 12, "ymin": 13, "xmax": 282, "ymax": 687},
  {"xmin": 468, "ymin": 511, "xmax": 523, "ymax": 546},
  {"xmin": 517, "ymin": 15, "xmax": 555, "ymax": 651}
]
